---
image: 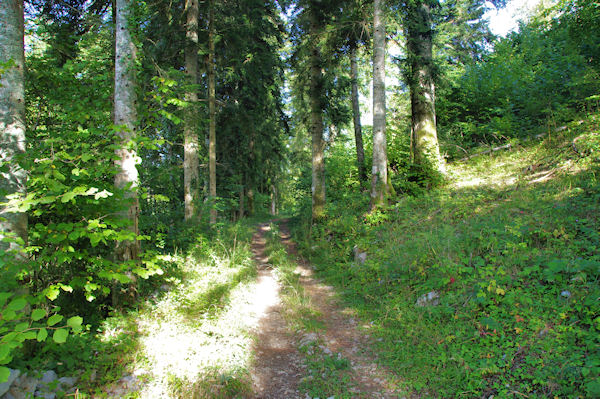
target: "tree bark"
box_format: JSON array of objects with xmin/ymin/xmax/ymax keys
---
[
  {"xmin": 407, "ymin": 0, "xmax": 445, "ymax": 176},
  {"xmin": 114, "ymin": 0, "xmax": 139, "ymax": 262},
  {"xmin": 370, "ymin": 0, "xmax": 389, "ymax": 209},
  {"xmin": 0, "ymin": 0, "xmax": 27, "ymax": 254},
  {"xmin": 183, "ymin": 0, "xmax": 199, "ymax": 221},
  {"xmin": 309, "ymin": 9, "xmax": 325, "ymax": 221},
  {"xmin": 208, "ymin": 0, "xmax": 217, "ymax": 225},
  {"xmin": 270, "ymin": 184, "xmax": 277, "ymax": 215},
  {"xmin": 350, "ymin": 47, "xmax": 366, "ymax": 184}
]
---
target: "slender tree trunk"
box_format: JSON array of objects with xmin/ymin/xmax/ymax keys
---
[
  {"xmin": 370, "ymin": 0, "xmax": 389, "ymax": 209},
  {"xmin": 407, "ymin": 0, "xmax": 445, "ymax": 176},
  {"xmin": 208, "ymin": 0, "xmax": 217, "ymax": 225},
  {"xmin": 183, "ymin": 0, "xmax": 199, "ymax": 221},
  {"xmin": 350, "ymin": 47, "xmax": 366, "ymax": 184},
  {"xmin": 309, "ymin": 9, "xmax": 325, "ymax": 221},
  {"xmin": 114, "ymin": 0, "xmax": 139, "ymax": 262},
  {"xmin": 0, "ymin": 0, "xmax": 27, "ymax": 254},
  {"xmin": 270, "ymin": 184, "xmax": 277, "ymax": 215},
  {"xmin": 247, "ymin": 187, "xmax": 254, "ymax": 216},
  {"xmin": 238, "ymin": 183, "xmax": 244, "ymax": 220}
]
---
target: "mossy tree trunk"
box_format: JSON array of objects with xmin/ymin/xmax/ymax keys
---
[
  {"xmin": 370, "ymin": 0, "xmax": 389, "ymax": 209},
  {"xmin": 0, "ymin": 0, "xmax": 27, "ymax": 254},
  {"xmin": 407, "ymin": 0, "xmax": 445, "ymax": 176},
  {"xmin": 309, "ymin": 8, "xmax": 325, "ymax": 221},
  {"xmin": 183, "ymin": 0, "xmax": 199, "ymax": 221}
]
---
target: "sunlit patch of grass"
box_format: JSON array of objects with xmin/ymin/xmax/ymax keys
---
[{"xmin": 80, "ymin": 221, "xmax": 280, "ymax": 398}]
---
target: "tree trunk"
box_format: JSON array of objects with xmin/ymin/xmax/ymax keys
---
[
  {"xmin": 309, "ymin": 9, "xmax": 325, "ymax": 221},
  {"xmin": 208, "ymin": 0, "xmax": 217, "ymax": 225},
  {"xmin": 0, "ymin": 0, "xmax": 27, "ymax": 254},
  {"xmin": 183, "ymin": 0, "xmax": 199, "ymax": 221},
  {"xmin": 350, "ymin": 47, "xmax": 366, "ymax": 184},
  {"xmin": 238, "ymin": 184, "xmax": 244, "ymax": 220},
  {"xmin": 370, "ymin": 0, "xmax": 389, "ymax": 210},
  {"xmin": 113, "ymin": 0, "xmax": 139, "ymax": 264},
  {"xmin": 407, "ymin": 0, "xmax": 445, "ymax": 176},
  {"xmin": 270, "ymin": 184, "xmax": 277, "ymax": 215}
]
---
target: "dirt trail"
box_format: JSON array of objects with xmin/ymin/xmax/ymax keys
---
[
  {"xmin": 249, "ymin": 221, "xmax": 403, "ymax": 399},
  {"xmin": 250, "ymin": 223, "xmax": 305, "ymax": 398}
]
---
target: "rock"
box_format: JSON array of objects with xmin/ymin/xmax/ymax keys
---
[
  {"xmin": 560, "ymin": 290, "xmax": 571, "ymax": 298},
  {"xmin": 7, "ymin": 373, "xmax": 39, "ymax": 399},
  {"xmin": 353, "ymin": 246, "xmax": 367, "ymax": 265},
  {"xmin": 34, "ymin": 392, "xmax": 55, "ymax": 399},
  {"xmin": 119, "ymin": 375, "xmax": 139, "ymax": 390},
  {"xmin": 40, "ymin": 371, "xmax": 57, "ymax": 386},
  {"xmin": 416, "ymin": 291, "xmax": 440, "ymax": 307},
  {"xmin": 0, "ymin": 369, "xmax": 20, "ymax": 397},
  {"xmin": 57, "ymin": 377, "xmax": 77, "ymax": 389}
]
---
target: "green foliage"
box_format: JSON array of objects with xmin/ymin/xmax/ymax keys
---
[
  {"xmin": 437, "ymin": 2, "xmax": 600, "ymax": 157},
  {"xmin": 288, "ymin": 119, "xmax": 600, "ymax": 397}
]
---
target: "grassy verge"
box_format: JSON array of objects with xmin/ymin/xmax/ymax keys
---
[
  {"xmin": 289, "ymin": 116, "xmax": 600, "ymax": 397},
  {"xmin": 24, "ymin": 220, "xmax": 263, "ymax": 398}
]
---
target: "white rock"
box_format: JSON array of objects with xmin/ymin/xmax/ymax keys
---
[
  {"xmin": 0, "ymin": 369, "xmax": 20, "ymax": 397},
  {"xmin": 353, "ymin": 246, "xmax": 367, "ymax": 265},
  {"xmin": 416, "ymin": 291, "xmax": 440, "ymax": 307}
]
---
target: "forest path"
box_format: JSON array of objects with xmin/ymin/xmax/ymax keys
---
[{"xmin": 249, "ymin": 221, "xmax": 403, "ymax": 398}]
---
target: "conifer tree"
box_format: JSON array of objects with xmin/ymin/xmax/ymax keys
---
[{"xmin": 371, "ymin": 0, "xmax": 390, "ymax": 208}]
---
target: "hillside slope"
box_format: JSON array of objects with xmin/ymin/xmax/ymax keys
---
[{"xmin": 290, "ymin": 116, "xmax": 600, "ymax": 398}]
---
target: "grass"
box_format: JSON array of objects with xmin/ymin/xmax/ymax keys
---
[
  {"xmin": 52, "ymin": 220, "xmax": 263, "ymax": 398},
  {"xmin": 289, "ymin": 114, "xmax": 600, "ymax": 397}
]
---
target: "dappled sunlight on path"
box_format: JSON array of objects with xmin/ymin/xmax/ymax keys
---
[{"xmin": 249, "ymin": 223, "xmax": 306, "ymax": 398}]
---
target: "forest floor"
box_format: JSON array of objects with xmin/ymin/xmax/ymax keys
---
[
  {"xmin": 250, "ymin": 221, "xmax": 402, "ymax": 398},
  {"xmin": 87, "ymin": 220, "xmax": 402, "ymax": 398}
]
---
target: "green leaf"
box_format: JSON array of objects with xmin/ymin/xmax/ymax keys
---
[
  {"xmin": 0, "ymin": 345, "xmax": 9, "ymax": 363},
  {"xmin": 6, "ymin": 298, "xmax": 27, "ymax": 312},
  {"xmin": 67, "ymin": 316, "xmax": 83, "ymax": 333},
  {"xmin": 31, "ymin": 308, "xmax": 46, "ymax": 321},
  {"xmin": 0, "ymin": 366, "xmax": 10, "ymax": 383},
  {"xmin": 44, "ymin": 286, "xmax": 60, "ymax": 301},
  {"xmin": 47, "ymin": 314, "xmax": 63, "ymax": 327},
  {"xmin": 14, "ymin": 322, "xmax": 29, "ymax": 332},
  {"xmin": 61, "ymin": 191, "xmax": 77, "ymax": 203},
  {"xmin": 37, "ymin": 328, "xmax": 48, "ymax": 342},
  {"xmin": 52, "ymin": 329, "xmax": 68, "ymax": 344},
  {"xmin": 22, "ymin": 331, "xmax": 37, "ymax": 340}
]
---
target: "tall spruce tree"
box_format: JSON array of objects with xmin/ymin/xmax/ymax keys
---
[
  {"xmin": 371, "ymin": 0, "xmax": 390, "ymax": 208},
  {"xmin": 406, "ymin": 0, "xmax": 445, "ymax": 177}
]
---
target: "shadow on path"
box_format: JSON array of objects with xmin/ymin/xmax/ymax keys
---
[{"xmin": 249, "ymin": 223, "xmax": 306, "ymax": 398}]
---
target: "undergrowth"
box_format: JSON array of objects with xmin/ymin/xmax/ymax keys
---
[
  {"xmin": 36, "ymin": 220, "xmax": 261, "ymax": 398},
  {"xmin": 289, "ymin": 116, "xmax": 600, "ymax": 397}
]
